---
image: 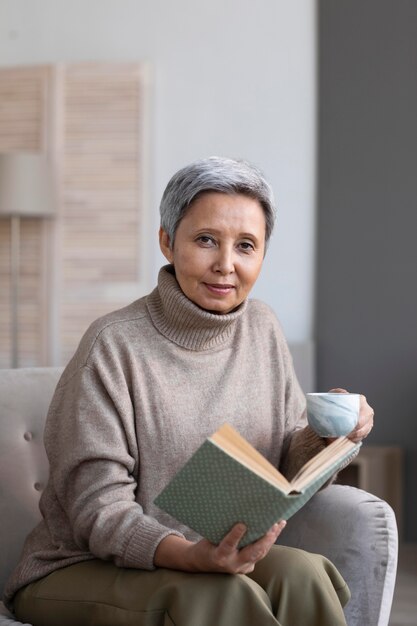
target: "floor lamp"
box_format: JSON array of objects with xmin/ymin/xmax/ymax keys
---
[{"xmin": 0, "ymin": 154, "xmax": 55, "ymax": 368}]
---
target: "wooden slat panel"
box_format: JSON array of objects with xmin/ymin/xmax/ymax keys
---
[
  {"xmin": 59, "ymin": 63, "xmax": 144, "ymax": 363},
  {"xmin": 0, "ymin": 66, "xmax": 50, "ymax": 367},
  {"xmin": 18, "ymin": 219, "xmax": 44, "ymax": 366},
  {"xmin": 0, "ymin": 66, "xmax": 48, "ymax": 151},
  {"xmin": 0, "ymin": 63, "xmax": 147, "ymax": 367},
  {"xmin": 0, "ymin": 222, "xmax": 11, "ymax": 368}
]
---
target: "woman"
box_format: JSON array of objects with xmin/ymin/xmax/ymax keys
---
[{"xmin": 6, "ymin": 157, "xmax": 374, "ymax": 626}]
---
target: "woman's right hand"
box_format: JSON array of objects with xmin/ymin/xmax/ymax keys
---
[{"xmin": 154, "ymin": 520, "xmax": 286, "ymax": 575}]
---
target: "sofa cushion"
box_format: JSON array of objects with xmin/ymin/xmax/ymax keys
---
[{"xmin": 0, "ymin": 367, "xmax": 63, "ymax": 600}]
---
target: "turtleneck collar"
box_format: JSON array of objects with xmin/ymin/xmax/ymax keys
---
[{"xmin": 146, "ymin": 265, "xmax": 248, "ymax": 351}]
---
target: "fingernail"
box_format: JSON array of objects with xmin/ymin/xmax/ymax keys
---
[{"xmin": 271, "ymin": 521, "xmax": 286, "ymax": 533}]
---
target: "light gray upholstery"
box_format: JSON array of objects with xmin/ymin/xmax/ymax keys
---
[
  {"xmin": 277, "ymin": 484, "xmax": 398, "ymax": 626},
  {"xmin": 0, "ymin": 367, "xmax": 398, "ymax": 626},
  {"xmin": 0, "ymin": 366, "xmax": 61, "ymax": 624}
]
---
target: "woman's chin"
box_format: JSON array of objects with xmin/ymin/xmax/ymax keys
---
[{"xmin": 195, "ymin": 297, "xmax": 240, "ymax": 315}]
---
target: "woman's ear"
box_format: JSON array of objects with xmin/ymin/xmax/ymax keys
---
[{"xmin": 159, "ymin": 228, "xmax": 174, "ymax": 263}]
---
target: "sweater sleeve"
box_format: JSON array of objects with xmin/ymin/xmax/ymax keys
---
[
  {"xmin": 276, "ymin": 339, "xmax": 328, "ymax": 481},
  {"xmin": 44, "ymin": 357, "xmax": 184, "ymax": 571}
]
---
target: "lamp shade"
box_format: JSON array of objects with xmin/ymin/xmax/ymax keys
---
[{"xmin": 0, "ymin": 153, "xmax": 55, "ymax": 217}]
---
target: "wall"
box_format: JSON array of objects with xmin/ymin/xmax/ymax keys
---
[
  {"xmin": 0, "ymin": 0, "xmax": 317, "ymax": 344},
  {"xmin": 317, "ymin": 0, "xmax": 417, "ymax": 540}
]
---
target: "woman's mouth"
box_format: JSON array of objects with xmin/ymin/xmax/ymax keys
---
[{"xmin": 204, "ymin": 283, "xmax": 235, "ymax": 295}]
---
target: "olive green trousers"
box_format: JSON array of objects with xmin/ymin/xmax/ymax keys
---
[{"xmin": 14, "ymin": 546, "xmax": 350, "ymax": 626}]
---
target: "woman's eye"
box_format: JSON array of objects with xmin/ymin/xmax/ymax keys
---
[
  {"xmin": 197, "ymin": 235, "xmax": 215, "ymax": 246},
  {"xmin": 239, "ymin": 241, "xmax": 255, "ymax": 252}
]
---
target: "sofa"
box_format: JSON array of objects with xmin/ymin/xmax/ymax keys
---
[{"xmin": 0, "ymin": 367, "xmax": 398, "ymax": 626}]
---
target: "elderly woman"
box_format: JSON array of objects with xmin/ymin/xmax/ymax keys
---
[{"xmin": 6, "ymin": 157, "xmax": 374, "ymax": 626}]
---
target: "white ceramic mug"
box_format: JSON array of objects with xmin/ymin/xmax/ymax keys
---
[{"xmin": 306, "ymin": 392, "xmax": 360, "ymax": 437}]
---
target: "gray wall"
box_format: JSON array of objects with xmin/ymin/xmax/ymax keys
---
[
  {"xmin": 317, "ymin": 0, "xmax": 417, "ymax": 541},
  {"xmin": 0, "ymin": 0, "xmax": 317, "ymax": 344}
]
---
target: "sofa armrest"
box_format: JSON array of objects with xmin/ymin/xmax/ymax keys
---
[{"xmin": 277, "ymin": 484, "xmax": 398, "ymax": 626}]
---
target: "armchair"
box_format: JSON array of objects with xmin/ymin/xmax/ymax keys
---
[{"xmin": 0, "ymin": 367, "xmax": 398, "ymax": 626}]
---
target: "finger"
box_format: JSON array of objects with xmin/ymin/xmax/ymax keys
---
[
  {"xmin": 239, "ymin": 521, "xmax": 286, "ymax": 563},
  {"xmin": 349, "ymin": 416, "xmax": 374, "ymax": 442},
  {"xmin": 349, "ymin": 430, "xmax": 368, "ymax": 443},
  {"xmin": 329, "ymin": 388, "xmax": 348, "ymax": 393},
  {"xmin": 356, "ymin": 411, "xmax": 374, "ymax": 430},
  {"xmin": 271, "ymin": 519, "xmax": 287, "ymax": 539},
  {"xmin": 359, "ymin": 394, "xmax": 368, "ymax": 412},
  {"xmin": 218, "ymin": 523, "xmax": 247, "ymax": 555},
  {"xmin": 355, "ymin": 419, "xmax": 373, "ymax": 437},
  {"xmin": 262, "ymin": 520, "xmax": 287, "ymax": 543},
  {"xmin": 238, "ymin": 542, "xmax": 269, "ymax": 566},
  {"xmin": 359, "ymin": 396, "xmax": 374, "ymax": 417},
  {"xmin": 260, "ymin": 520, "xmax": 286, "ymax": 545},
  {"xmin": 358, "ymin": 398, "xmax": 374, "ymax": 428}
]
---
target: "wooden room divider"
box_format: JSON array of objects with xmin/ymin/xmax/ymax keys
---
[{"xmin": 0, "ymin": 62, "xmax": 150, "ymax": 368}]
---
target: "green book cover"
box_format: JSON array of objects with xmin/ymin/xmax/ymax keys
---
[{"xmin": 154, "ymin": 425, "xmax": 361, "ymax": 548}]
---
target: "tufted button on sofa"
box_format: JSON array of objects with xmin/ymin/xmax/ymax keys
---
[{"xmin": 0, "ymin": 367, "xmax": 398, "ymax": 626}]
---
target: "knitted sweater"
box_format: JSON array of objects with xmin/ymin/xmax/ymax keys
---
[{"xmin": 5, "ymin": 265, "xmax": 327, "ymax": 607}]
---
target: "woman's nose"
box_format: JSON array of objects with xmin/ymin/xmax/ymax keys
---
[{"xmin": 213, "ymin": 247, "xmax": 234, "ymax": 274}]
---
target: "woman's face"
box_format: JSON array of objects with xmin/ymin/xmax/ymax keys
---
[{"xmin": 159, "ymin": 192, "xmax": 266, "ymax": 314}]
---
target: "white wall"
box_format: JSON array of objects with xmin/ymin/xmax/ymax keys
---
[{"xmin": 0, "ymin": 0, "xmax": 316, "ymax": 343}]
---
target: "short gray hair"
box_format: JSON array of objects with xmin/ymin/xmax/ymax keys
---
[{"xmin": 159, "ymin": 156, "xmax": 276, "ymax": 247}]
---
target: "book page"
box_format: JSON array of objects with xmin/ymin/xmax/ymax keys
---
[
  {"xmin": 211, "ymin": 424, "xmax": 292, "ymax": 492},
  {"xmin": 209, "ymin": 424, "xmax": 358, "ymax": 496},
  {"xmin": 290, "ymin": 437, "xmax": 358, "ymax": 492}
]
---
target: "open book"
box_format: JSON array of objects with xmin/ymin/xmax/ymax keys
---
[{"xmin": 155, "ymin": 423, "xmax": 360, "ymax": 548}]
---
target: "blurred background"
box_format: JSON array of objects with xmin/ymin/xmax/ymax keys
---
[{"xmin": 0, "ymin": 0, "xmax": 416, "ymax": 560}]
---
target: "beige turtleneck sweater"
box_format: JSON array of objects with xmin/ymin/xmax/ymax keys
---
[{"xmin": 5, "ymin": 265, "xmax": 326, "ymax": 608}]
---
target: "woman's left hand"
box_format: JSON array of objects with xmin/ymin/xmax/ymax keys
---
[{"xmin": 329, "ymin": 388, "xmax": 374, "ymax": 443}]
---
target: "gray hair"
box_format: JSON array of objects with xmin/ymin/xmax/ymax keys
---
[{"xmin": 159, "ymin": 156, "xmax": 276, "ymax": 248}]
